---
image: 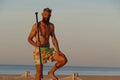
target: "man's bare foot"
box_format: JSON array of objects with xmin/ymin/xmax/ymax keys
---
[{"xmin": 48, "ymin": 72, "xmax": 58, "ymax": 80}]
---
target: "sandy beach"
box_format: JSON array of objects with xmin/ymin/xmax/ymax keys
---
[
  {"xmin": 79, "ymin": 76, "xmax": 120, "ymax": 80},
  {"xmin": 0, "ymin": 74, "xmax": 120, "ymax": 80}
]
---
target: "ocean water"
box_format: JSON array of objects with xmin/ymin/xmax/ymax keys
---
[{"xmin": 0, "ymin": 64, "xmax": 120, "ymax": 76}]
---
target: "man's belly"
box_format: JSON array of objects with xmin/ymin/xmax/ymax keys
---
[
  {"xmin": 36, "ymin": 35, "xmax": 50, "ymax": 47},
  {"xmin": 40, "ymin": 43, "xmax": 49, "ymax": 47},
  {"xmin": 39, "ymin": 40, "xmax": 49, "ymax": 47}
]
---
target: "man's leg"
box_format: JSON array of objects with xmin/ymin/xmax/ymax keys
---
[
  {"xmin": 35, "ymin": 65, "xmax": 43, "ymax": 80},
  {"xmin": 48, "ymin": 53, "xmax": 67, "ymax": 80}
]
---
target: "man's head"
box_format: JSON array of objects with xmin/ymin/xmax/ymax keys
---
[{"xmin": 42, "ymin": 8, "xmax": 52, "ymax": 22}]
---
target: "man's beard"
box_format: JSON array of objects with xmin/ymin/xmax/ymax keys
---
[{"xmin": 42, "ymin": 17, "xmax": 50, "ymax": 23}]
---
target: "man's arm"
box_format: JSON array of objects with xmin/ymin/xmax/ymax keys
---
[
  {"xmin": 51, "ymin": 24, "xmax": 60, "ymax": 53},
  {"xmin": 28, "ymin": 24, "xmax": 39, "ymax": 47}
]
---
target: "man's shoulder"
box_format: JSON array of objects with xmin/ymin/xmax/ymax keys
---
[
  {"xmin": 33, "ymin": 22, "xmax": 41, "ymax": 28},
  {"xmin": 31, "ymin": 23, "xmax": 37, "ymax": 32},
  {"xmin": 49, "ymin": 22, "xmax": 54, "ymax": 26},
  {"xmin": 49, "ymin": 22, "xmax": 54, "ymax": 28}
]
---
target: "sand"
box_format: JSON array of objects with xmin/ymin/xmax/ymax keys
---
[
  {"xmin": 79, "ymin": 76, "xmax": 120, "ymax": 80},
  {"xmin": 0, "ymin": 74, "xmax": 120, "ymax": 80}
]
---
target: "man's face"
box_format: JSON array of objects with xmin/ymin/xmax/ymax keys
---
[{"xmin": 42, "ymin": 11, "xmax": 51, "ymax": 20}]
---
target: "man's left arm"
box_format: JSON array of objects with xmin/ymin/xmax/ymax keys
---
[{"xmin": 51, "ymin": 24, "xmax": 60, "ymax": 53}]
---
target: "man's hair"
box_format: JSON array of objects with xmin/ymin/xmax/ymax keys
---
[{"xmin": 43, "ymin": 8, "xmax": 52, "ymax": 13}]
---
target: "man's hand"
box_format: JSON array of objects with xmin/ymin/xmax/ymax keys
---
[{"xmin": 57, "ymin": 51, "xmax": 64, "ymax": 56}]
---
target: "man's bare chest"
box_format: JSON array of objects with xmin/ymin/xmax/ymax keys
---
[{"xmin": 40, "ymin": 24, "xmax": 51, "ymax": 36}]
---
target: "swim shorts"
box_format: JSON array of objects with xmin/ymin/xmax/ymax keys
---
[{"xmin": 33, "ymin": 47, "xmax": 56, "ymax": 64}]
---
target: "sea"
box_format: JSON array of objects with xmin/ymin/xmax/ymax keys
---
[{"xmin": 0, "ymin": 64, "xmax": 120, "ymax": 76}]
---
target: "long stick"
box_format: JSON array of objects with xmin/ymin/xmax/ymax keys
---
[{"xmin": 35, "ymin": 12, "xmax": 43, "ymax": 79}]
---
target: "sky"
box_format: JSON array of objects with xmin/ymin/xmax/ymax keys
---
[{"xmin": 0, "ymin": 0, "xmax": 120, "ymax": 67}]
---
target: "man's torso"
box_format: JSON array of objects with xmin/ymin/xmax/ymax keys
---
[{"xmin": 35, "ymin": 22, "xmax": 53, "ymax": 47}]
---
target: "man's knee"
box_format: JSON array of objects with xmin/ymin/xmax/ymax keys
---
[
  {"xmin": 63, "ymin": 57, "xmax": 67, "ymax": 65},
  {"xmin": 60, "ymin": 56, "xmax": 67, "ymax": 65},
  {"xmin": 54, "ymin": 53, "xmax": 67, "ymax": 64}
]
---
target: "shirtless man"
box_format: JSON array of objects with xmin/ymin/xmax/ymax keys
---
[{"xmin": 28, "ymin": 8, "xmax": 67, "ymax": 80}]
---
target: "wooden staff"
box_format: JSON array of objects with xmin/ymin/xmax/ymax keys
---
[{"xmin": 35, "ymin": 12, "xmax": 43, "ymax": 79}]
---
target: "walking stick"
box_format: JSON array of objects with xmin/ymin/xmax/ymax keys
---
[{"xmin": 35, "ymin": 12, "xmax": 43, "ymax": 79}]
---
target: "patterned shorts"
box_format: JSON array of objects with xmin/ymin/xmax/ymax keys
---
[{"xmin": 33, "ymin": 47, "xmax": 56, "ymax": 64}]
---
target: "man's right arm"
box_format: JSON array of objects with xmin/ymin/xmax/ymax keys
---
[{"xmin": 28, "ymin": 24, "xmax": 37, "ymax": 47}]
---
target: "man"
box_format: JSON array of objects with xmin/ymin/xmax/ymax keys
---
[{"xmin": 28, "ymin": 8, "xmax": 67, "ymax": 80}]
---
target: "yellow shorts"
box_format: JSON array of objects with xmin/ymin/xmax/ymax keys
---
[{"xmin": 33, "ymin": 47, "xmax": 56, "ymax": 64}]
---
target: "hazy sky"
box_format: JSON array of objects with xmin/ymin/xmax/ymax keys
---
[{"xmin": 0, "ymin": 0, "xmax": 120, "ymax": 67}]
